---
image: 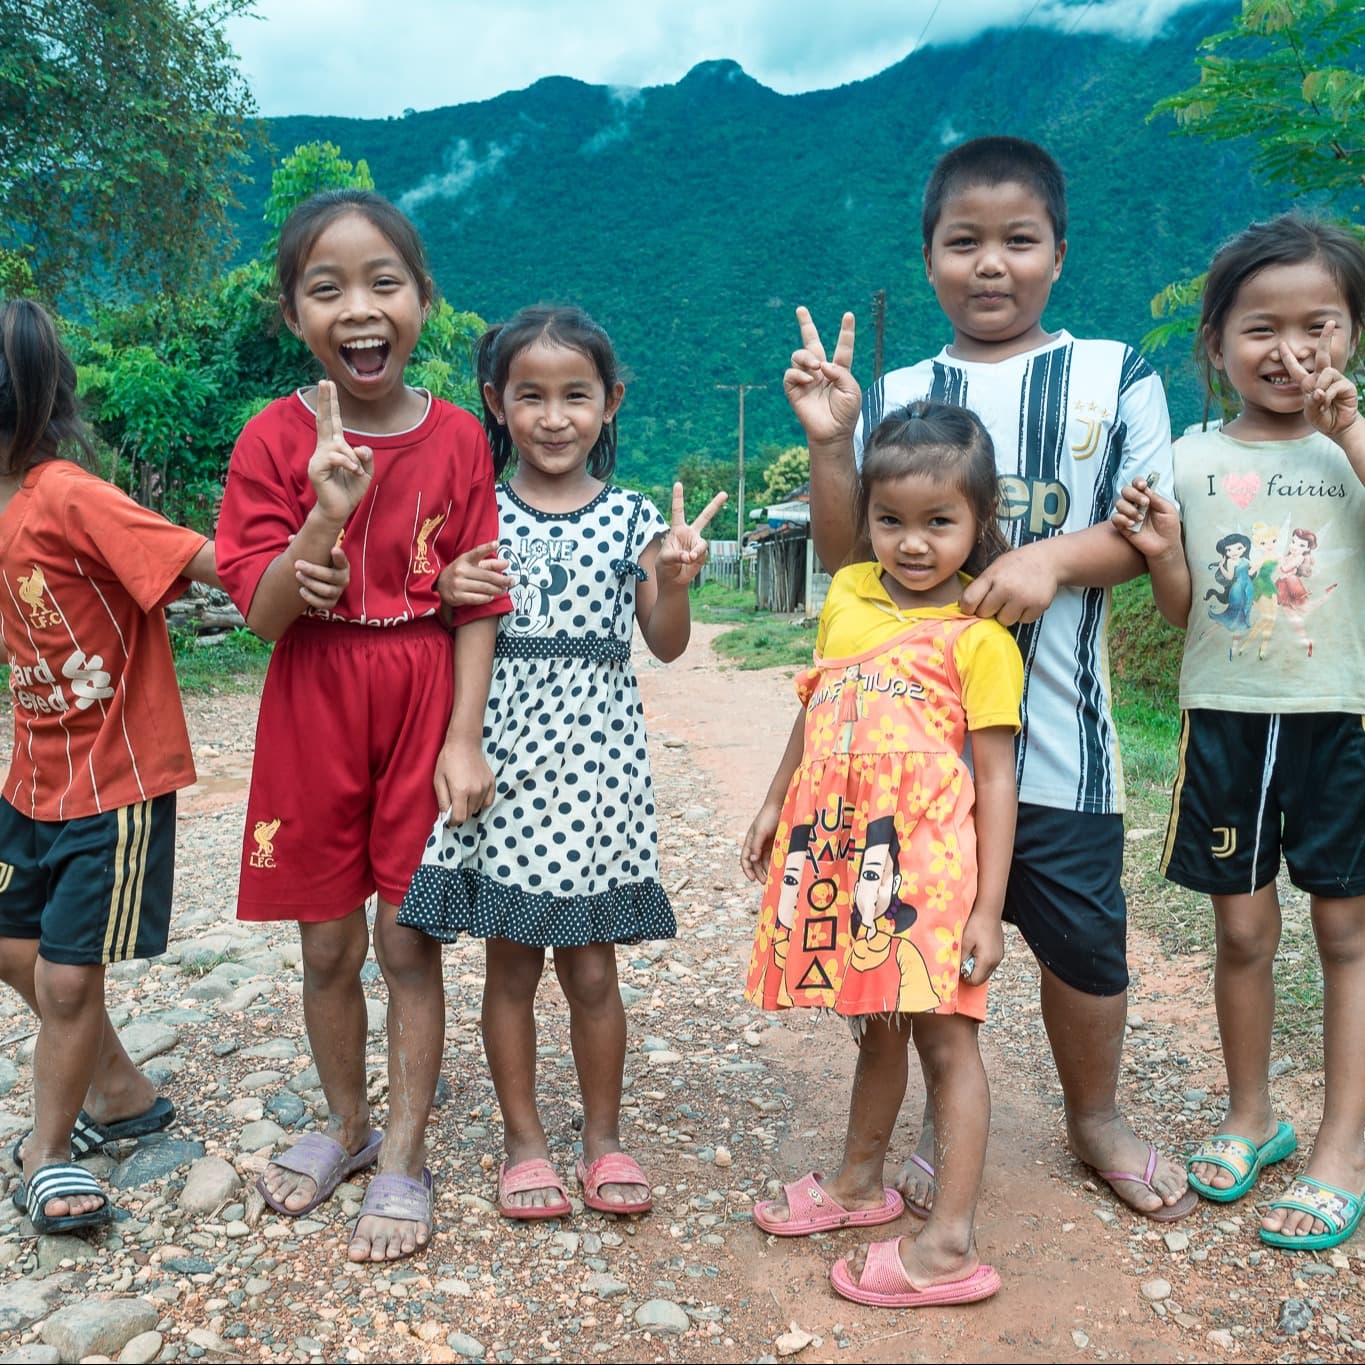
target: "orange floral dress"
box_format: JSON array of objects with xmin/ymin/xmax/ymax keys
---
[{"xmin": 744, "ymin": 614, "xmax": 990, "ymax": 1021}]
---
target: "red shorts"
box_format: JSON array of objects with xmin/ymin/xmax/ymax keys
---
[{"xmin": 237, "ymin": 618, "xmax": 455, "ymax": 922}]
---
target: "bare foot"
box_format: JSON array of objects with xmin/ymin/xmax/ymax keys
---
[
  {"xmin": 261, "ymin": 1125, "xmax": 373, "ymax": 1213},
  {"xmin": 894, "ymin": 1136, "xmax": 937, "ymax": 1215},
  {"xmin": 499, "ymin": 1146, "xmax": 569, "ymax": 1214},
  {"xmin": 842, "ymin": 1228, "xmax": 979, "ymax": 1288},
  {"xmin": 580, "ymin": 1140, "xmax": 650, "ymax": 1207},
  {"xmin": 1188, "ymin": 1111, "xmax": 1280, "ymax": 1192},
  {"xmin": 348, "ymin": 1169, "xmax": 432, "ymax": 1262},
  {"xmin": 757, "ymin": 1168, "xmax": 888, "ymax": 1225},
  {"xmin": 1261, "ymin": 1146, "xmax": 1365, "ymax": 1241},
  {"xmin": 1070, "ymin": 1114, "xmax": 1190, "ymax": 1217}
]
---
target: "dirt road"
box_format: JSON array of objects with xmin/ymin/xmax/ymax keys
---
[{"xmin": 0, "ymin": 624, "xmax": 1359, "ymax": 1363}]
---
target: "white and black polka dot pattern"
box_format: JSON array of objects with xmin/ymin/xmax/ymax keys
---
[{"xmin": 398, "ymin": 485, "xmax": 677, "ymax": 949}]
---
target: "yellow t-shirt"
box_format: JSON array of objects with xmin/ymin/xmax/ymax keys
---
[{"xmin": 816, "ymin": 563, "xmax": 1023, "ymax": 732}]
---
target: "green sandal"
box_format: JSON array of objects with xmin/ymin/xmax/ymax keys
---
[
  {"xmin": 1186, "ymin": 1121, "xmax": 1296, "ymax": 1203},
  {"xmin": 1260, "ymin": 1175, "xmax": 1363, "ymax": 1251}
]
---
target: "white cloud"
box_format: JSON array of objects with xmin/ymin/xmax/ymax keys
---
[
  {"xmin": 225, "ymin": 0, "xmax": 1215, "ymax": 120},
  {"xmin": 397, "ymin": 139, "xmax": 513, "ymax": 213}
]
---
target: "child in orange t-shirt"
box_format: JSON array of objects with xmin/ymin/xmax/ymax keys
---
[{"xmin": 0, "ymin": 299, "xmax": 343, "ymax": 1235}]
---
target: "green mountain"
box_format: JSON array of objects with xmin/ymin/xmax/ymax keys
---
[{"xmin": 236, "ymin": 1, "xmax": 1272, "ymax": 496}]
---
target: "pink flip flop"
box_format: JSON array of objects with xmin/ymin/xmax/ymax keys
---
[
  {"xmin": 830, "ymin": 1237, "xmax": 1001, "ymax": 1308},
  {"xmin": 753, "ymin": 1172, "xmax": 904, "ymax": 1237},
  {"xmin": 1098, "ymin": 1145, "xmax": 1198, "ymax": 1223},
  {"xmin": 575, "ymin": 1151, "xmax": 653, "ymax": 1215},
  {"xmin": 257, "ymin": 1129, "xmax": 383, "ymax": 1217},
  {"xmin": 498, "ymin": 1158, "xmax": 572, "ymax": 1220}
]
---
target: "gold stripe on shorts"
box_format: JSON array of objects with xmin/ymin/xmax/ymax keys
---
[
  {"xmin": 1159, "ymin": 712, "xmax": 1191, "ymax": 876},
  {"xmin": 102, "ymin": 801, "xmax": 151, "ymax": 964}
]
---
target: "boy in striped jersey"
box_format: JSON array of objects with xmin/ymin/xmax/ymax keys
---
[{"xmin": 787, "ymin": 137, "xmax": 1192, "ymax": 1226}]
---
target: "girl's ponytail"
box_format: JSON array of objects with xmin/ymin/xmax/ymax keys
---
[
  {"xmin": 474, "ymin": 323, "xmax": 515, "ymax": 477},
  {"xmin": 0, "ymin": 299, "xmax": 95, "ymax": 476}
]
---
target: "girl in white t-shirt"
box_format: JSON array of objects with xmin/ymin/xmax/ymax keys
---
[{"xmin": 1113, "ymin": 213, "xmax": 1365, "ymax": 1252}]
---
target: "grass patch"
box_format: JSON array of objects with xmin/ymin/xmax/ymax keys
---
[
  {"xmin": 712, "ymin": 616, "xmax": 817, "ymax": 670},
  {"xmin": 171, "ymin": 627, "xmax": 272, "ymax": 694},
  {"xmin": 690, "ymin": 580, "xmax": 760, "ymax": 624}
]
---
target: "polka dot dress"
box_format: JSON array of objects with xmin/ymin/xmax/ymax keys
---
[{"xmin": 398, "ymin": 485, "xmax": 677, "ymax": 948}]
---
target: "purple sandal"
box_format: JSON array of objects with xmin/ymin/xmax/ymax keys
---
[
  {"xmin": 349, "ymin": 1167, "xmax": 435, "ymax": 1262},
  {"xmin": 257, "ymin": 1129, "xmax": 383, "ymax": 1217}
]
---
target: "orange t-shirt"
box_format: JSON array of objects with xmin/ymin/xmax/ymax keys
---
[{"xmin": 0, "ymin": 460, "xmax": 205, "ymax": 820}]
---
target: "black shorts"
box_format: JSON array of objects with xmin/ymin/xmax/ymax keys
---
[
  {"xmin": 1003, "ymin": 803, "xmax": 1129, "ymax": 997},
  {"xmin": 1161, "ymin": 710, "xmax": 1365, "ymax": 899},
  {"xmin": 0, "ymin": 794, "xmax": 177, "ymax": 966}
]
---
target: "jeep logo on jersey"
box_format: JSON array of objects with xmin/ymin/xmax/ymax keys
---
[{"xmin": 998, "ymin": 476, "xmax": 1069, "ymax": 537}]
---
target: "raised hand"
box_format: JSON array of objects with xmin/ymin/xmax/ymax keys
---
[
  {"xmin": 438, "ymin": 541, "xmax": 512, "ymax": 608},
  {"xmin": 295, "ymin": 543, "xmax": 351, "ymax": 611},
  {"xmin": 1282, "ymin": 319, "xmax": 1359, "ymax": 439},
  {"xmin": 1110, "ymin": 475, "xmax": 1181, "ymax": 562},
  {"xmin": 654, "ymin": 482, "xmax": 727, "ymax": 589},
  {"xmin": 783, "ymin": 307, "xmax": 861, "ymax": 445},
  {"xmin": 308, "ymin": 379, "xmax": 374, "ymax": 524}
]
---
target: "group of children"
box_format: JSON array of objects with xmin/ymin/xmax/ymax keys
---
[{"xmin": 0, "ymin": 134, "xmax": 1360, "ymax": 1310}]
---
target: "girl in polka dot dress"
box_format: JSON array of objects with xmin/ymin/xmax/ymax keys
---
[{"xmin": 398, "ymin": 306, "xmax": 725, "ymax": 1219}]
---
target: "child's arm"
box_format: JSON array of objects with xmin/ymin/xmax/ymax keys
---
[
  {"xmin": 182, "ymin": 541, "xmax": 221, "ymax": 589},
  {"xmin": 637, "ymin": 483, "xmax": 727, "ymax": 663},
  {"xmin": 787, "ymin": 308, "xmax": 863, "ymax": 570},
  {"xmin": 1282, "ymin": 320, "xmax": 1365, "ymax": 486},
  {"xmin": 433, "ymin": 614, "xmax": 498, "ymax": 825},
  {"xmin": 437, "ymin": 542, "xmax": 512, "ymax": 609},
  {"xmin": 1110, "ymin": 478, "xmax": 1190, "ymax": 627},
  {"xmin": 958, "ymin": 725, "xmax": 1016, "ymax": 986},
  {"xmin": 740, "ymin": 709, "xmax": 806, "ymax": 883},
  {"xmin": 244, "ymin": 380, "xmax": 373, "ymax": 641},
  {"xmin": 960, "ymin": 521, "xmax": 1145, "ymax": 626}
]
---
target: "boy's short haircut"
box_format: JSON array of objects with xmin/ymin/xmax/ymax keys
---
[{"xmin": 921, "ymin": 136, "xmax": 1068, "ymax": 246}]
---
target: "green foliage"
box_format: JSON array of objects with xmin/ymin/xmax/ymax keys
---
[
  {"xmin": 171, "ymin": 628, "xmax": 272, "ymax": 693},
  {"xmin": 1145, "ymin": 0, "xmax": 1365, "ymax": 361},
  {"xmin": 262, "ymin": 141, "xmax": 375, "ymax": 254},
  {"xmin": 0, "ymin": 0, "xmax": 258, "ymax": 302},
  {"xmin": 689, "ymin": 580, "xmax": 758, "ymax": 623},
  {"xmin": 1107, "ymin": 577, "xmax": 1183, "ymax": 709},
  {"xmin": 712, "ymin": 616, "xmax": 816, "ymax": 670},
  {"xmin": 760, "ymin": 446, "xmax": 811, "ymax": 505},
  {"xmin": 67, "ymin": 141, "xmax": 485, "ymax": 525}
]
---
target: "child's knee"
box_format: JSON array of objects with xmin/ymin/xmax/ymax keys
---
[
  {"xmin": 300, "ymin": 917, "xmax": 369, "ymax": 985},
  {"xmin": 554, "ymin": 945, "xmax": 618, "ymax": 1009},
  {"xmin": 1214, "ymin": 915, "xmax": 1279, "ymax": 967},
  {"xmin": 34, "ymin": 959, "xmax": 105, "ymax": 1019},
  {"xmin": 374, "ymin": 919, "xmax": 440, "ymax": 989},
  {"xmin": 0, "ymin": 937, "xmax": 37, "ymax": 991},
  {"xmin": 1311, "ymin": 896, "xmax": 1365, "ymax": 965}
]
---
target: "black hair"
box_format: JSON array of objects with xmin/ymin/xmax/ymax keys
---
[
  {"xmin": 1197, "ymin": 212, "xmax": 1365, "ymax": 411},
  {"xmin": 0, "ymin": 298, "xmax": 96, "ymax": 478},
  {"xmin": 475, "ymin": 305, "xmax": 622, "ymax": 478},
  {"xmin": 855, "ymin": 816, "xmax": 917, "ymax": 936},
  {"xmin": 275, "ymin": 189, "xmax": 435, "ymax": 318},
  {"xmin": 856, "ymin": 401, "xmax": 1008, "ymax": 577},
  {"xmin": 921, "ymin": 136, "xmax": 1067, "ymax": 246}
]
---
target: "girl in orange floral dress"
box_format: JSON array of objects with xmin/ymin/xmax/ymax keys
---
[{"xmin": 741, "ymin": 402, "xmax": 1023, "ymax": 1308}]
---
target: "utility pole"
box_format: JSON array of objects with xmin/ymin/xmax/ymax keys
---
[
  {"xmin": 871, "ymin": 288, "xmax": 887, "ymax": 381},
  {"xmin": 716, "ymin": 382, "xmax": 766, "ymax": 584}
]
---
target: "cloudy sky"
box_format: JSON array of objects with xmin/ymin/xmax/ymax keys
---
[{"xmin": 225, "ymin": 0, "xmax": 1215, "ymax": 119}]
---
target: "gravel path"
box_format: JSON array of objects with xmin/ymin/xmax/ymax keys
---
[{"xmin": 0, "ymin": 624, "xmax": 1360, "ymax": 1364}]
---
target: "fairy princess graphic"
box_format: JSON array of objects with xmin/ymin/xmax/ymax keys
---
[{"xmin": 1204, "ymin": 532, "xmax": 1253, "ymax": 634}]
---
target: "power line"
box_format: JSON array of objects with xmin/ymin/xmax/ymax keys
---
[{"xmin": 912, "ymin": 0, "xmax": 944, "ymax": 52}]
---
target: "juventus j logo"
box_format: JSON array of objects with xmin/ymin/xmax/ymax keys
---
[
  {"xmin": 1069, "ymin": 401, "xmax": 1111, "ymax": 461},
  {"xmin": 1211, "ymin": 827, "xmax": 1237, "ymax": 859},
  {"xmin": 0, "ymin": 862, "xmax": 13, "ymax": 894}
]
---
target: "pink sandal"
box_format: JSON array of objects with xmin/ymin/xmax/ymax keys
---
[
  {"xmin": 753, "ymin": 1172, "xmax": 903, "ymax": 1237},
  {"xmin": 574, "ymin": 1151, "xmax": 652, "ymax": 1215},
  {"xmin": 1098, "ymin": 1145, "xmax": 1198, "ymax": 1223},
  {"xmin": 831, "ymin": 1237, "xmax": 1001, "ymax": 1308},
  {"xmin": 498, "ymin": 1158, "xmax": 572, "ymax": 1220}
]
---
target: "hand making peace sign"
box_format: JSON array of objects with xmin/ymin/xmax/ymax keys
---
[
  {"xmin": 1281, "ymin": 319, "xmax": 1360, "ymax": 440},
  {"xmin": 308, "ymin": 379, "xmax": 375, "ymax": 525},
  {"xmin": 654, "ymin": 482, "xmax": 728, "ymax": 589},
  {"xmin": 784, "ymin": 307, "xmax": 862, "ymax": 445}
]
